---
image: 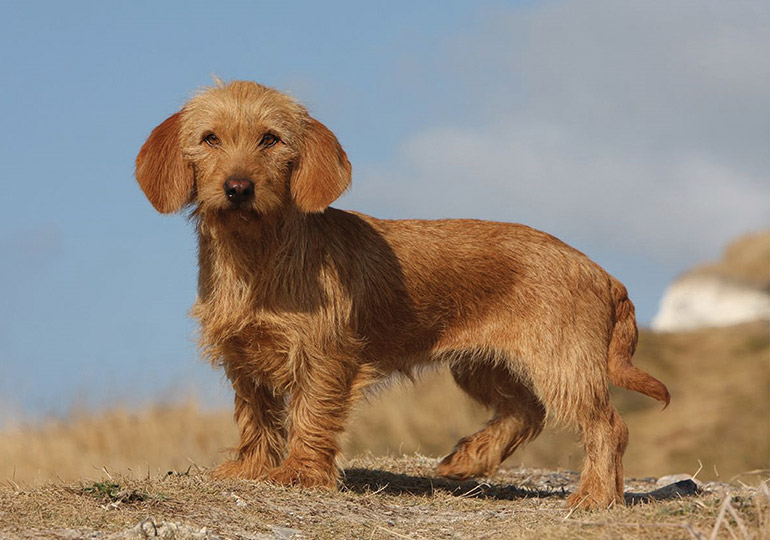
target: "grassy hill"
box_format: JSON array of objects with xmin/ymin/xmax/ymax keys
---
[
  {"xmin": 0, "ymin": 322, "xmax": 767, "ymax": 538},
  {"xmin": 691, "ymin": 231, "xmax": 770, "ymax": 288},
  {"xmin": 1, "ymin": 323, "xmax": 766, "ymax": 485},
  {"xmin": 1, "ymin": 455, "xmax": 767, "ymax": 539}
]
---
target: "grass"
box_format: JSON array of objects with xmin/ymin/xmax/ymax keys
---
[
  {"xmin": 4, "ymin": 323, "xmax": 766, "ymax": 485},
  {"xmin": 690, "ymin": 231, "xmax": 770, "ymax": 287},
  {"xmin": 0, "ymin": 322, "xmax": 767, "ymax": 537},
  {"xmin": 1, "ymin": 456, "xmax": 767, "ymax": 539}
]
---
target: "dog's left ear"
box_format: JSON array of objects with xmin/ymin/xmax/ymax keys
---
[{"xmin": 291, "ymin": 118, "xmax": 351, "ymax": 213}]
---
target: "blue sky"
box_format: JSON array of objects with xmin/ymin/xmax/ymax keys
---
[{"xmin": 1, "ymin": 1, "xmax": 768, "ymax": 422}]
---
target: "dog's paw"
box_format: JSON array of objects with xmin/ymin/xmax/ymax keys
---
[
  {"xmin": 212, "ymin": 459, "xmax": 271, "ymax": 480},
  {"xmin": 566, "ymin": 489, "xmax": 624, "ymax": 510},
  {"xmin": 436, "ymin": 447, "xmax": 497, "ymax": 481},
  {"xmin": 267, "ymin": 459, "xmax": 338, "ymax": 489}
]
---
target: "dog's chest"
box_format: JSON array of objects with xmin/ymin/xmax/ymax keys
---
[
  {"xmin": 194, "ymin": 293, "xmax": 321, "ymax": 391},
  {"xmin": 235, "ymin": 328, "xmax": 291, "ymax": 381}
]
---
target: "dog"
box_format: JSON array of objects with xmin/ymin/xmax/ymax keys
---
[{"xmin": 135, "ymin": 79, "xmax": 669, "ymax": 509}]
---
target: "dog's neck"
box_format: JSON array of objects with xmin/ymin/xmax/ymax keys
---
[{"xmin": 194, "ymin": 207, "xmax": 330, "ymax": 312}]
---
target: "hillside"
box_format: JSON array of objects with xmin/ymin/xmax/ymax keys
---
[
  {"xmin": 1, "ymin": 323, "xmax": 766, "ymax": 485},
  {"xmin": 0, "ymin": 321, "xmax": 767, "ymax": 538},
  {"xmin": 0, "ymin": 455, "xmax": 767, "ymax": 539},
  {"xmin": 694, "ymin": 231, "xmax": 770, "ymax": 287}
]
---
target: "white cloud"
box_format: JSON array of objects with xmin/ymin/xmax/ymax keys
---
[{"xmin": 345, "ymin": 0, "xmax": 769, "ymax": 268}]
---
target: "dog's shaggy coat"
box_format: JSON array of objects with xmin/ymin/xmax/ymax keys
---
[{"xmin": 136, "ymin": 80, "xmax": 669, "ymax": 509}]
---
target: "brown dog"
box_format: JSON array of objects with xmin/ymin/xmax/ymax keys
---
[{"xmin": 135, "ymin": 80, "xmax": 669, "ymax": 509}]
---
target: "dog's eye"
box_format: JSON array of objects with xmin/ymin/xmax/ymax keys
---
[
  {"xmin": 259, "ymin": 133, "xmax": 279, "ymax": 148},
  {"xmin": 202, "ymin": 133, "xmax": 221, "ymax": 147}
]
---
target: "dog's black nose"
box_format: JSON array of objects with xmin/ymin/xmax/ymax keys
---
[{"xmin": 223, "ymin": 176, "xmax": 255, "ymax": 204}]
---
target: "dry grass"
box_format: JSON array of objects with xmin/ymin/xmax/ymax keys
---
[
  {"xmin": 0, "ymin": 323, "xmax": 768, "ymax": 537},
  {"xmin": 1, "ymin": 323, "xmax": 767, "ymax": 487},
  {"xmin": 0, "ymin": 403, "xmax": 233, "ymax": 484},
  {"xmin": 0, "ymin": 455, "xmax": 767, "ymax": 539}
]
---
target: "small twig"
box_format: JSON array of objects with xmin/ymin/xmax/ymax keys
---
[
  {"xmin": 371, "ymin": 483, "xmax": 390, "ymax": 496},
  {"xmin": 376, "ymin": 526, "xmax": 421, "ymax": 539},
  {"xmin": 519, "ymin": 474, "xmax": 534, "ymax": 486},
  {"xmin": 760, "ymin": 480, "xmax": 770, "ymax": 504},
  {"xmin": 728, "ymin": 469, "xmax": 770, "ymax": 483},
  {"xmin": 458, "ymin": 482, "xmax": 489, "ymax": 499},
  {"xmin": 692, "ymin": 460, "xmax": 704, "ymax": 482},
  {"xmin": 6, "ymin": 478, "xmax": 21, "ymax": 492},
  {"xmin": 140, "ymin": 517, "xmax": 158, "ymax": 538},
  {"xmin": 574, "ymin": 521, "xmax": 691, "ymax": 530},
  {"xmin": 709, "ymin": 494, "xmax": 733, "ymax": 540},
  {"xmin": 683, "ymin": 522, "xmax": 707, "ymax": 540},
  {"xmin": 562, "ymin": 495, "xmax": 589, "ymax": 521},
  {"xmin": 186, "ymin": 458, "xmax": 206, "ymax": 474},
  {"xmin": 724, "ymin": 502, "xmax": 751, "ymax": 540}
]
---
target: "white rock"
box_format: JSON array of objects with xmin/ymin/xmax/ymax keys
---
[{"xmin": 652, "ymin": 275, "xmax": 769, "ymax": 332}]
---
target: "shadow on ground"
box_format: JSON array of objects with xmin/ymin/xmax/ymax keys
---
[
  {"xmin": 341, "ymin": 467, "xmax": 701, "ymax": 506},
  {"xmin": 626, "ymin": 479, "xmax": 701, "ymax": 505},
  {"xmin": 342, "ymin": 467, "xmax": 563, "ymax": 500}
]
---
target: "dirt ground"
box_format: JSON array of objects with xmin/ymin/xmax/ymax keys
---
[{"xmin": 1, "ymin": 455, "xmax": 767, "ymax": 540}]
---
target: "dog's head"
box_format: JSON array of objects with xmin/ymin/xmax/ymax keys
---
[{"xmin": 135, "ymin": 80, "xmax": 351, "ymax": 217}]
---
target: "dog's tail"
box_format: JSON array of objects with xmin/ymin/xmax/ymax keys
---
[{"xmin": 607, "ymin": 278, "xmax": 670, "ymax": 407}]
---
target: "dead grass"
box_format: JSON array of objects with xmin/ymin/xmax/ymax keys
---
[
  {"xmin": 0, "ymin": 455, "xmax": 767, "ymax": 539},
  {"xmin": 1, "ymin": 323, "xmax": 767, "ymax": 488},
  {"xmin": 691, "ymin": 231, "xmax": 770, "ymax": 288},
  {"xmin": 0, "ymin": 322, "xmax": 767, "ymax": 537},
  {"xmin": 0, "ymin": 403, "xmax": 234, "ymax": 483}
]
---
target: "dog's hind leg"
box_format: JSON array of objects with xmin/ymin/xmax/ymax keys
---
[
  {"xmin": 533, "ymin": 343, "xmax": 628, "ymax": 509},
  {"xmin": 436, "ymin": 361, "xmax": 545, "ymax": 480},
  {"xmin": 566, "ymin": 404, "xmax": 628, "ymax": 509}
]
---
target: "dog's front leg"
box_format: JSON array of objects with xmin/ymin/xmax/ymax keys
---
[
  {"xmin": 267, "ymin": 352, "xmax": 362, "ymax": 489},
  {"xmin": 214, "ymin": 372, "xmax": 287, "ymax": 480}
]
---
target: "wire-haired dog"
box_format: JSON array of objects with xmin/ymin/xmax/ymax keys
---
[{"xmin": 135, "ymin": 80, "xmax": 669, "ymax": 509}]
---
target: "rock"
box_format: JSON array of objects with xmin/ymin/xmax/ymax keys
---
[
  {"xmin": 652, "ymin": 275, "xmax": 769, "ymax": 331},
  {"xmin": 107, "ymin": 518, "xmax": 225, "ymax": 540},
  {"xmin": 652, "ymin": 231, "xmax": 770, "ymax": 332},
  {"xmin": 270, "ymin": 526, "xmax": 302, "ymax": 539},
  {"xmin": 655, "ymin": 474, "xmax": 703, "ymax": 489},
  {"xmin": 626, "ymin": 476, "xmax": 702, "ymax": 505},
  {"xmin": 649, "ymin": 479, "xmax": 701, "ymax": 499}
]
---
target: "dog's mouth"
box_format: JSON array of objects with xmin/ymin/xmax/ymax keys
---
[{"xmin": 225, "ymin": 205, "xmax": 261, "ymax": 220}]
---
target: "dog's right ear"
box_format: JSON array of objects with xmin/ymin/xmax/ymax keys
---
[{"xmin": 135, "ymin": 111, "xmax": 194, "ymax": 213}]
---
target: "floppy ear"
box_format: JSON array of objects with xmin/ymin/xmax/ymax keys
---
[
  {"xmin": 291, "ymin": 118, "xmax": 352, "ymax": 213},
  {"xmin": 135, "ymin": 111, "xmax": 194, "ymax": 213}
]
